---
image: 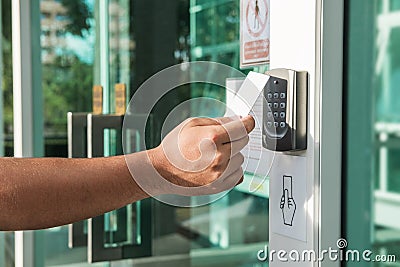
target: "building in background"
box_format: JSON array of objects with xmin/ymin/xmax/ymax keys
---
[
  {"xmin": 107, "ymin": 0, "xmax": 135, "ymax": 103},
  {"xmin": 39, "ymin": 0, "xmax": 95, "ymax": 153},
  {"xmin": 40, "ymin": 0, "xmax": 69, "ymax": 64}
]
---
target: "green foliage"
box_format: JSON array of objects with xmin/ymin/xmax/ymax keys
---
[
  {"xmin": 42, "ymin": 55, "xmax": 93, "ymax": 134},
  {"xmin": 61, "ymin": 0, "xmax": 92, "ymax": 37},
  {"xmin": 0, "ymin": 0, "xmax": 94, "ymax": 135},
  {"xmin": 42, "ymin": 0, "xmax": 93, "ymax": 133},
  {"xmin": 1, "ymin": 0, "xmax": 10, "ymax": 41},
  {"xmin": 2, "ymin": 0, "xmax": 13, "ymax": 135},
  {"xmin": 2, "ymin": 44, "xmax": 13, "ymax": 135}
]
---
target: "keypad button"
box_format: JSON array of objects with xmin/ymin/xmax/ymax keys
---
[
  {"xmin": 280, "ymin": 102, "xmax": 286, "ymax": 109},
  {"xmin": 280, "ymin": 112, "xmax": 285, "ymax": 118},
  {"xmin": 274, "ymin": 93, "xmax": 279, "ymax": 99},
  {"xmin": 280, "ymin": 122, "xmax": 286, "ymax": 128},
  {"xmin": 273, "ymin": 103, "xmax": 279, "ymax": 108},
  {"xmin": 268, "ymin": 103, "xmax": 272, "ymax": 108},
  {"xmin": 267, "ymin": 122, "xmax": 272, "ymax": 128},
  {"xmin": 267, "ymin": 112, "xmax": 273, "ymax": 118},
  {"xmin": 280, "ymin": 93, "xmax": 286, "ymax": 98},
  {"xmin": 274, "ymin": 122, "xmax": 279, "ymax": 128},
  {"xmin": 273, "ymin": 112, "xmax": 279, "ymax": 118},
  {"xmin": 267, "ymin": 93, "xmax": 272, "ymax": 99}
]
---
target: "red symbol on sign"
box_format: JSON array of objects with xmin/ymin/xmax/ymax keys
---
[{"xmin": 246, "ymin": 0, "xmax": 268, "ymax": 38}]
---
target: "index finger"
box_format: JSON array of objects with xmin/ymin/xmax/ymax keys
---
[{"xmin": 218, "ymin": 115, "xmax": 255, "ymax": 143}]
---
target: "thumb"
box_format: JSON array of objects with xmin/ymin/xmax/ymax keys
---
[{"xmin": 240, "ymin": 115, "xmax": 255, "ymax": 134}]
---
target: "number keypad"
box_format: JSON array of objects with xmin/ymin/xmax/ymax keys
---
[{"xmin": 264, "ymin": 77, "xmax": 288, "ymax": 136}]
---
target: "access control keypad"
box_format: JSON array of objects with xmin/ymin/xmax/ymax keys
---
[{"xmin": 264, "ymin": 76, "xmax": 288, "ymax": 137}]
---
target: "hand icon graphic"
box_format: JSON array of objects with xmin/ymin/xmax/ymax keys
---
[{"xmin": 280, "ymin": 189, "xmax": 296, "ymax": 226}]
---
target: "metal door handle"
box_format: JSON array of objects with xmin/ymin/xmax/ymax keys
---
[
  {"xmin": 87, "ymin": 113, "xmax": 153, "ymax": 263},
  {"xmin": 67, "ymin": 112, "xmax": 90, "ymax": 248}
]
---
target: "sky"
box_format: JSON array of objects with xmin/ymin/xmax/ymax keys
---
[
  {"xmin": 64, "ymin": 24, "xmax": 95, "ymax": 64},
  {"xmin": 59, "ymin": 0, "xmax": 95, "ymax": 64}
]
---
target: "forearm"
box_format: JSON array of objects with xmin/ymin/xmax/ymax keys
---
[
  {"xmin": 0, "ymin": 154, "xmax": 148, "ymax": 231},
  {"xmin": 0, "ymin": 116, "xmax": 255, "ymax": 231}
]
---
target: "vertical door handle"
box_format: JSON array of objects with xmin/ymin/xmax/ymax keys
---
[
  {"xmin": 87, "ymin": 114, "xmax": 153, "ymax": 263},
  {"xmin": 67, "ymin": 112, "xmax": 90, "ymax": 248}
]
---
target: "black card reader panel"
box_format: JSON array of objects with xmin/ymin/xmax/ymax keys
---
[{"xmin": 262, "ymin": 69, "xmax": 308, "ymax": 152}]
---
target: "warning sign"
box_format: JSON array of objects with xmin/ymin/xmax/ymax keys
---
[{"xmin": 240, "ymin": 0, "xmax": 270, "ymax": 68}]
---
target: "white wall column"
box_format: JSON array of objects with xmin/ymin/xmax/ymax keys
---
[{"xmin": 268, "ymin": 0, "xmax": 343, "ymax": 266}]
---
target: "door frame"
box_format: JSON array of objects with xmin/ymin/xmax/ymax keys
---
[
  {"xmin": 12, "ymin": 0, "xmax": 44, "ymax": 266},
  {"xmin": 268, "ymin": 1, "xmax": 343, "ymax": 266}
]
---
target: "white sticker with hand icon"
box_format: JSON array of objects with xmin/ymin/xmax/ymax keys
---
[{"xmin": 270, "ymin": 154, "xmax": 307, "ymax": 242}]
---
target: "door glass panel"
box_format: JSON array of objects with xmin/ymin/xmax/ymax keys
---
[
  {"xmin": 190, "ymin": 0, "xmax": 240, "ymax": 106},
  {"xmin": 103, "ymin": 128, "xmax": 141, "ymax": 248},
  {"xmin": 374, "ymin": 1, "xmax": 400, "ymax": 261},
  {"xmin": 41, "ymin": 0, "xmax": 94, "ymax": 158},
  {"xmin": 170, "ymin": 0, "xmax": 269, "ymax": 266},
  {"xmin": 38, "ymin": 0, "xmax": 96, "ymax": 265},
  {"xmin": 0, "ymin": 232, "xmax": 14, "ymax": 267},
  {"xmin": 103, "ymin": 203, "xmax": 141, "ymax": 248},
  {"xmin": 1, "ymin": 0, "xmax": 15, "ymax": 264},
  {"xmin": 35, "ymin": 0, "xmax": 269, "ymax": 265},
  {"xmin": 2, "ymin": 0, "xmax": 13, "ymax": 157},
  {"xmin": 108, "ymin": 0, "xmax": 132, "ymax": 113},
  {"xmin": 152, "ymin": 192, "xmax": 268, "ymax": 266}
]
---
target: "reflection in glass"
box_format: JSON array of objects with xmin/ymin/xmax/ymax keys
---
[
  {"xmin": 103, "ymin": 203, "xmax": 141, "ymax": 248},
  {"xmin": 374, "ymin": 1, "xmax": 400, "ymax": 262},
  {"xmin": 39, "ymin": 0, "xmax": 95, "ymax": 265},
  {"xmin": 103, "ymin": 128, "xmax": 141, "ymax": 248}
]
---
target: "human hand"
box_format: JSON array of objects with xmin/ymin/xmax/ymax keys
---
[
  {"xmin": 148, "ymin": 115, "xmax": 255, "ymax": 196},
  {"xmin": 280, "ymin": 189, "xmax": 296, "ymax": 226}
]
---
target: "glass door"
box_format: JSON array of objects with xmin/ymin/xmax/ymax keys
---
[
  {"xmin": 0, "ymin": 0, "xmax": 15, "ymax": 265},
  {"xmin": 36, "ymin": 0, "xmax": 103, "ymax": 265},
  {"xmin": 181, "ymin": 1, "xmax": 269, "ymax": 266},
  {"xmin": 107, "ymin": 0, "xmax": 270, "ymax": 266},
  {"xmin": 36, "ymin": 0, "xmax": 191, "ymax": 265},
  {"xmin": 345, "ymin": 0, "xmax": 400, "ymax": 265}
]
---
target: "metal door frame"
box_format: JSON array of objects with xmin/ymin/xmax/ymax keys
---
[{"xmin": 12, "ymin": 0, "xmax": 44, "ymax": 266}]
